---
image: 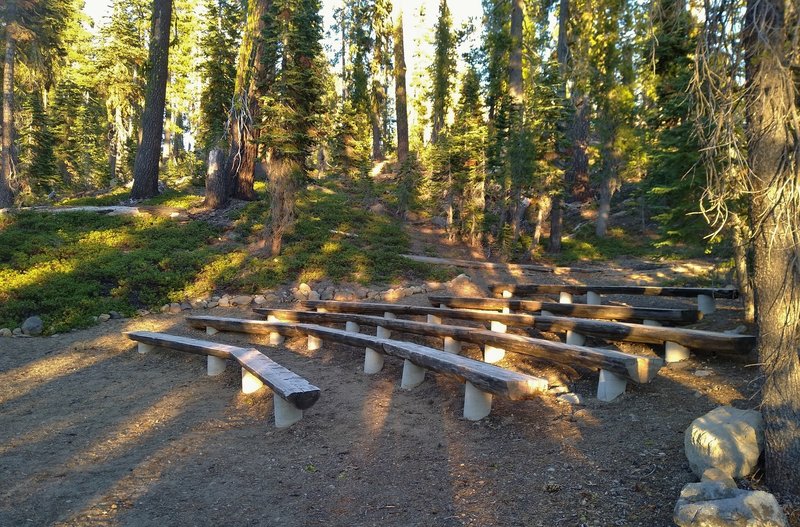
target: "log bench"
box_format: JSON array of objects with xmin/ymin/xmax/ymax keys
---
[
  {"xmin": 293, "ymin": 300, "xmax": 755, "ymax": 357},
  {"xmin": 125, "ymin": 331, "xmax": 320, "ymax": 428},
  {"xmin": 490, "ymin": 283, "xmax": 740, "ymax": 315},
  {"xmin": 184, "ymin": 316, "xmax": 549, "ymax": 420},
  {"xmin": 190, "ymin": 313, "xmax": 661, "ymax": 402}
]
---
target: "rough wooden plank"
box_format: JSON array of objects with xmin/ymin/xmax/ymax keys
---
[
  {"xmin": 400, "ymin": 254, "xmax": 602, "ymax": 273},
  {"xmin": 184, "ymin": 317, "xmax": 548, "ymax": 400},
  {"xmin": 293, "ymin": 301, "xmax": 752, "ymax": 353},
  {"xmin": 125, "ymin": 331, "xmax": 320, "ymax": 409},
  {"xmin": 227, "ymin": 312, "xmax": 663, "ymax": 383},
  {"xmin": 490, "ymin": 283, "xmax": 740, "ymax": 299},
  {"xmin": 428, "ymin": 295, "xmax": 702, "ymax": 324}
]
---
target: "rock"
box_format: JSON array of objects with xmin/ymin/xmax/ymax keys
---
[
  {"xmin": 263, "ymin": 293, "xmax": 280, "ymax": 303},
  {"xmin": 218, "ymin": 295, "xmax": 231, "ymax": 307},
  {"xmin": 674, "ymin": 480, "xmax": 788, "ymax": 527},
  {"xmin": 211, "ymin": 295, "xmax": 221, "ymax": 302},
  {"xmin": 694, "ymin": 369, "xmax": 713, "ymax": 377},
  {"xmin": 97, "ymin": 314, "xmax": 111, "ymax": 322},
  {"xmin": 404, "ymin": 211, "xmax": 420, "ymax": 221},
  {"xmin": 13, "ymin": 328, "xmax": 23, "ymax": 336},
  {"xmin": 190, "ymin": 299, "xmax": 208, "ymax": 309},
  {"xmin": 701, "ymin": 468, "xmax": 737, "ymax": 489},
  {"xmin": 557, "ymin": 393, "xmax": 585, "ymax": 405},
  {"xmin": 298, "ymin": 283, "xmax": 312, "ymax": 296},
  {"xmin": 161, "ymin": 304, "xmax": 171, "ymax": 313},
  {"xmin": 253, "ymin": 295, "xmax": 267, "ymax": 305},
  {"xmin": 383, "ymin": 288, "xmax": 405, "ymax": 302},
  {"xmin": 409, "ymin": 285, "xmax": 425, "ymax": 295},
  {"xmin": 231, "ymin": 295, "xmax": 252, "ymax": 306},
  {"xmin": 307, "ymin": 290, "xmax": 320, "ymax": 301},
  {"xmin": 447, "ymin": 274, "xmax": 485, "ymax": 297},
  {"xmin": 109, "ymin": 311, "xmax": 122, "ymax": 319},
  {"xmin": 207, "ymin": 301, "xmax": 219, "ymax": 309},
  {"xmin": 21, "ymin": 316, "xmax": 44, "ymax": 336},
  {"xmin": 425, "ymin": 281, "xmax": 445, "ymax": 291},
  {"xmin": 369, "ymin": 202, "xmax": 386, "ymax": 215},
  {"xmin": 320, "ymin": 287, "xmax": 334, "ymax": 301},
  {"xmin": 180, "ymin": 302, "xmax": 192, "ymax": 311},
  {"xmin": 685, "ymin": 406, "xmax": 764, "ymax": 478},
  {"xmin": 169, "ymin": 303, "xmax": 183, "ymax": 314},
  {"xmin": 0, "ymin": 328, "xmax": 12, "ymax": 337},
  {"xmin": 136, "ymin": 309, "xmax": 150, "ymax": 316},
  {"xmin": 334, "ymin": 289, "xmax": 357, "ymax": 301},
  {"xmin": 366, "ymin": 291, "xmax": 382, "ymax": 300}
]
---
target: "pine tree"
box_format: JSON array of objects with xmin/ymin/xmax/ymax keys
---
[
  {"xmin": 429, "ymin": 0, "xmax": 456, "ymax": 145},
  {"xmin": 392, "ymin": 5, "xmax": 409, "ymax": 165}
]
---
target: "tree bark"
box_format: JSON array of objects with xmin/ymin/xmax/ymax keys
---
[
  {"xmin": 226, "ymin": 0, "xmax": 269, "ymax": 202},
  {"xmin": 393, "ymin": 7, "xmax": 409, "ymax": 165},
  {"xmin": 548, "ymin": 0, "xmax": 570, "ymax": 253},
  {"xmin": 0, "ymin": 0, "xmax": 18, "ymax": 208},
  {"xmin": 130, "ymin": 0, "xmax": 173, "ymax": 200},
  {"xmin": 508, "ymin": 0, "xmax": 524, "ymax": 105},
  {"xmin": 204, "ymin": 148, "xmax": 228, "ymax": 209},
  {"xmin": 548, "ymin": 196, "xmax": 562, "ymax": 252},
  {"xmin": 730, "ymin": 214, "xmax": 755, "ymax": 323},
  {"xmin": 744, "ymin": 0, "xmax": 800, "ymax": 497}
]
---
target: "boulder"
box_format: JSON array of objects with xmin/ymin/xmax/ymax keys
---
[
  {"xmin": 218, "ymin": 295, "xmax": 231, "ymax": 307},
  {"xmin": 97, "ymin": 314, "xmax": 111, "ymax": 322},
  {"xmin": 298, "ymin": 283, "xmax": 312, "ymax": 296},
  {"xmin": 21, "ymin": 316, "xmax": 44, "ymax": 336},
  {"xmin": 109, "ymin": 311, "xmax": 123, "ymax": 319},
  {"xmin": 685, "ymin": 406, "xmax": 764, "ymax": 478},
  {"xmin": 13, "ymin": 328, "xmax": 23, "ymax": 336},
  {"xmin": 253, "ymin": 295, "xmax": 267, "ymax": 305},
  {"xmin": 0, "ymin": 328, "xmax": 12, "ymax": 337},
  {"xmin": 207, "ymin": 301, "xmax": 219, "ymax": 309},
  {"xmin": 447, "ymin": 274, "xmax": 485, "ymax": 298},
  {"xmin": 136, "ymin": 309, "xmax": 150, "ymax": 316},
  {"xmin": 169, "ymin": 303, "xmax": 183, "ymax": 314},
  {"xmin": 231, "ymin": 295, "xmax": 252, "ymax": 306},
  {"xmin": 674, "ymin": 481, "xmax": 788, "ymax": 527},
  {"xmin": 307, "ymin": 290, "xmax": 321, "ymax": 301},
  {"xmin": 320, "ymin": 287, "xmax": 335, "ymax": 301},
  {"xmin": 334, "ymin": 290, "xmax": 357, "ymax": 301}
]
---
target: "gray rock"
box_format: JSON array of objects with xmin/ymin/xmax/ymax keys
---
[
  {"xmin": 136, "ymin": 309, "xmax": 150, "ymax": 316},
  {"xmin": 218, "ymin": 295, "xmax": 231, "ymax": 307},
  {"xmin": 207, "ymin": 301, "xmax": 219, "ymax": 309},
  {"xmin": 231, "ymin": 295, "xmax": 252, "ymax": 306},
  {"xmin": 685, "ymin": 406, "xmax": 764, "ymax": 478},
  {"xmin": 13, "ymin": 328, "xmax": 23, "ymax": 336},
  {"xmin": 253, "ymin": 295, "xmax": 267, "ymax": 305},
  {"xmin": 557, "ymin": 393, "xmax": 585, "ymax": 405},
  {"xmin": 320, "ymin": 287, "xmax": 334, "ymax": 301},
  {"xmin": 701, "ymin": 468, "xmax": 737, "ymax": 489},
  {"xmin": 180, "ymin": 302, "xmax": 192, "ymax": 311},
  {"xmin": 334, "ymin": 290, "xmax": 357, "ymax": 301},
  {"xmin": 0, "ymin": 328, "xmax": 12, "ymax": 337},
  {"xmin": 307, "ymin": 290, "xmax": 321, "ymax": 301},
  {"xmin": 109, "ymin": 311, "xmax": 123, "ymax": 319},
  {"xmin": 674, "ymin": 480, "xmax": 788, "ymax": 527},
  {"xmin": 369, "ymin": 202, "xmax": 386, "ymax": 215},
  {"xmin": 21, "ymin": 316, "xmax": 44, "ymax": 336},
  {"xmin": 169, "ymin": 303, "xmax": 183, "ymax": 314},
  {"xmin": 694, "ymin": 369, "xmax": 714, "ymax": 377},
  {"xmin": 97, "ymin": 314, "xmax": 111, "ymax": 322}
]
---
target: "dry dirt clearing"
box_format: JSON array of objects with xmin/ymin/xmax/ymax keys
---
[{"xmin": 0, "ymin": 292, "xmax": 764, "ymax": 527}]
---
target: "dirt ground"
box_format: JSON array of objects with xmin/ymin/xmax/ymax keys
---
[{"xmin": 0, "ymin": 223, "xmax": 785, "ymax": 527}]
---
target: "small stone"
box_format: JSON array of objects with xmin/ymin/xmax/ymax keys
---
[
  {"xmin": 136, "ymin": 309, "xmax": 150, "ymax": 316},
  {"xmin": 211, "ymin": 295, "xmax": 221, "ymax": 302},
  {"xmin": 694, "ymin": 369, "xmax": 713, "ymax": 377},
  {"xmin": 13, "ymin": 328, "xmax": 23, "ymax": 336},
  {"xmin": 180, "ymin": 302, "xmax": 192, "ymax": 311},
  {"xmin": 298, "ymin": 283, "xmax": 312, "ymax": 296},
  {"xmin": 0, "ymin": 328, "xmax": 12, "ymax": 337},
  {"xmin": 253, "ymin": 295, "xmax": 267, "ymax": 305},
  {"xmin": 207, "ymin": 301, "xmax": 219, "ymax": 308},
  {"xmin": 109, "ymin": 311, "xmax": 123, "ymax": 319},
  {"xmin": 169, "ymin": 303, "xmax": 183, "ymax": 314},
  {"xmin": 369, "ymin": 202, "xmax": 386, "ymax": 214},
  {"xmin": 307, "ymin": 290, "xmax": 320, "ymax": 301},
  {"xmin": 21, "ymin": 316, "xmax": 44, "ymax": 336},
  {"xmin": 674, "ymin": 481, "xmax": 788, "ymax": 527},
  {"xmin": 425, "ymin": 281, "xmax": 445, "ymax": 291},
  {"xmin": 161, "ymin": 304, "xmax": 171, "ymax": 313},
  {"xmin": 320, "ymin": 288, "xmax": 334, "ymax": 301},
  {"xmin": 334, "ymin": 290, "xmax": 357, "ymax": 301},
  {"xmin": 98, "ymin": 314, "xmax": 111, "ymax": 322},
  {"xmin": 231, "ymin": 295, "xmax": 252, "ymax": 306},
  {"xmin": 557, "ymin": 393, "xmax": 585, "ymax": 405},
  {"xmin": 218, "ymin": 296, "xmax": 231, "ymax": 307}
]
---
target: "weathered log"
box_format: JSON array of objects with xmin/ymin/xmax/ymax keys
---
[
  {"xmin": 428, "ymin": 296, "xmax": 702, "ymax": 324},
  {"xmin": 490, "ymin": 283, "xmax": 739, "ymax": 299},
  {"xmin": 292, "ymin": 301, "xmax": 753, "ymax": 353},
  {"xmin": 215, "ymin": 312, "xmax": 663, "ymax": 383},
  {"xmin": 184, "ymin": 317, "xmax": 548, "ymax": 400},
  {"xmin": 125, "ymin": 331, "xmax": 320, "ymax": 409}
]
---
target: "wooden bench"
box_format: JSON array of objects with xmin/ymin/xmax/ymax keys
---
[
  {"xmin": 293, "ymin": 300, "xmax": 755, "ymax": 357},
  {"xmin": 427, "ymin": 295, "xmax": 702, "ymax": 324},
  {"xmin": 490, "ymin": 284, "xmax": 740, "ymax": 315},
  {"xmin": 184, "ymin": 317, "xmax": 549, "ymax": 420},
  {"xmin": 125, "ymin": 331, "xmax": 320, "ymax": 428},
  {"xmin": 244, "ymin": 310, "xmax": 662, "ymax": 401}
]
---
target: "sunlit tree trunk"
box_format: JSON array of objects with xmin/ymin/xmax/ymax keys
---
[
  {"xmin": 393, "ymin": 6, "xmax": 409, "ymax": 165},
  {"xmin": 743, "ymin": 0, "xmax": 800, "ymax": 497},
  {"xmin": 131, "ymin": 0, "xmax": 173, "ymax": 199},
  {"xmin": 0, "ymin": 0, "xmax": 18, "ymax": 208},
  {"xmin": 548, "ymin": 0, "xmax": 569, "ymax": 253}
]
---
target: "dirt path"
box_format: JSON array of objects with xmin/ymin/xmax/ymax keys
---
[{"xmin": 0, "ymin": 223, "xmax": 777, "ymax": 527}]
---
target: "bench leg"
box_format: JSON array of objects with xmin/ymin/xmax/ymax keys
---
[
  {"xmin": 427, "ymin": 314, "xmax": 442, "ymax": 324},
  {"xmin": 364, "ymin": 347, "xmax": 385, "ymax": 374},
  {"xmin": 137, "ymin": 343, "xmax": 155, "ymax": 354},
  {"xmin": 643, "ymin": 319, "xmax": 662, "ymax": 327},
  {"xmin": 597, "ymin": 369, "xmax": 627, "ymax": 402},
  {"xmin": 444, "ymin": 337, "xmax": 462, "ymax": 354},
  {"xmin": 463, "ymin": 381, "xmax": 493, "ymax": 420},
  {"xmin": 502, "ymin": 289, "xmax": 513, "ymax": 298},
  {"xmin": 560, "ymin": 291, "xmax": 573, "ymax": 304},
  {"xmin": 541, "ymin": 310, "xmax": 554, "ymax": 317},
  {"xmin": 267, "ymin": 315, "xmax": 285, "ymax": 345},
  {"xmin": 346, "ymin": 321, "xmax": 360, "ymax": 334},
  {"xmin": 273, "ymin": 396, "xmax": 303, "ymax": 428},
  {"xmin": 241, "ymin": 368, "xmax": 264, "ymax": 394},
  {"xmin": 697, "ymin": 294, "xmax": 715, "ymax": 315},
  {"xmin": 665, "ymin": 341, "xmax": 691, "ymax": 363},
  {"xmin": 587, "ymin": 291, "xmax": 602, "ymax": 305},
  {"xmin": 377, "ymin": 312, "xmax": 397, "ymax": 339},
  {"xmin": 307, "ymin": 334, "xmax": 323, "ymax": 351},
  {"xmin": 401, "ymin": 359, "xmax": 426, "ymax": 389},
  {"xmin": 566, "ymin": 331, "xmax": 586, "ymax": 346},
  {"xmin": 484, "ymin": 319, "xmax": 506, "ymax": 363},
  {"xmin": 207, "ymin": 355, "xmax": 226, "ymax": 376}
]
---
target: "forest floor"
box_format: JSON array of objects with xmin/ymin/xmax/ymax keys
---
[{"xmin": 2, "ymin": 211, "xmax": 793, "ymax": 527}]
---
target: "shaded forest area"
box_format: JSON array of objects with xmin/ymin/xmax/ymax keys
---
[{"xmin": 1, "ymin": 0, "xmax": 799, "ymax": 502}]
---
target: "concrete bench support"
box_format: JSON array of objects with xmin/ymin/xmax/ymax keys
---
[
  {"xmin": 697, "ymin": 294, "xmax": 715, "ymax": 315},
  {"xmin": 484, "ymin": 318, "xmax": 507, "ymax": 363},
  {"xmin": 207, "ymin": 355, "xmax": 226, "ymax": 376},
  {"xmin": 597, "ymin": 369, "xmax": 627, "ymax": 401},
  {"xmin": 273, "ymin": 396, "xmax": 303, "ymax": 428},
  {"xmin": 242, "ymin": 368, "xmax": 264, "ymax": 394},
  {"xmin": 665, "ymin": 341, "xmax": 691, "ymax": 363},
  {"xmin": 587, "ymin": 291, "xmax": 602, "ymax": 305},
  {"xmin": 401, "ymin": 359, "xmax": 426, "ymax": 389},
  {"xmin": 137, "ymin": 342, "xmax": 155, "ymax": 354},
  {"xmin": 377, "ymin": 312, "xmax": 396, "ymax": 339},
  {"xmin": 560, "ymin": 291, "xmax": 586, "ymax": 346},
  {"xmin": 643, "ymin": 319, "xmax": 662, "ymax": 327},
  {"xmin": 346, "ymin": 320, "xmax": 383, "ymax": 374},
  {"xmin": 206, "ymin": 326, "xmax": 219, "ymax": 336},
  {"xmin": 267, "ymin": 315, "xmax": 285, "ymax": 345},
  {"xmin": 444, "ymin": 337, "xmax": 462, "ymax": 354},
  {"xmin": 463, "ymin": 381, "xmax": 493, "ymax": 421}
]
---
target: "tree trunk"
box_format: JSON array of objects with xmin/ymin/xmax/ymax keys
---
[
  {"xmin": 508, "ymin": 0, "xmax": 524, "ymax": 106},
  {"xmin": 226, "ymin": 0, "xmax": 269, "ymax": 202},
  {"xmin": 568, "ymin": 97, "xmax": 590, "ymax": 201},
  {"xmin": 548, "ymin": 196, "xmax": 562, "ymax": 252},
  {"xmin": 393, "ymin": 7, "xmax": 409, "ymax": 165},
  {"xmin": 548, "ymin": 0, "xmax": 570, "ymax": 252},
  {"xmin": 264, "ymin": 156, "xmax": 296, "ymax": 256},
  {"xmin": 204, "ymin": 148, "xmax": 228, "ymax": 209},
  {"xmin": 0, "ymin": 0, "xmax": 17, "ymax": 208},
  {"xmin": 744, "ymin": 0, "xmax": 800, "ymax": 497},
  {"xmin": 130, "ymin": 0, "xmax": 173, "ymax": 200},
  {"xmin": 730, "ymin": 214, "xmax": 755, "ymax": 323},
  {"xmin": 370, "ymin": 84, "xmax": 383, "ymax": 161}
]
